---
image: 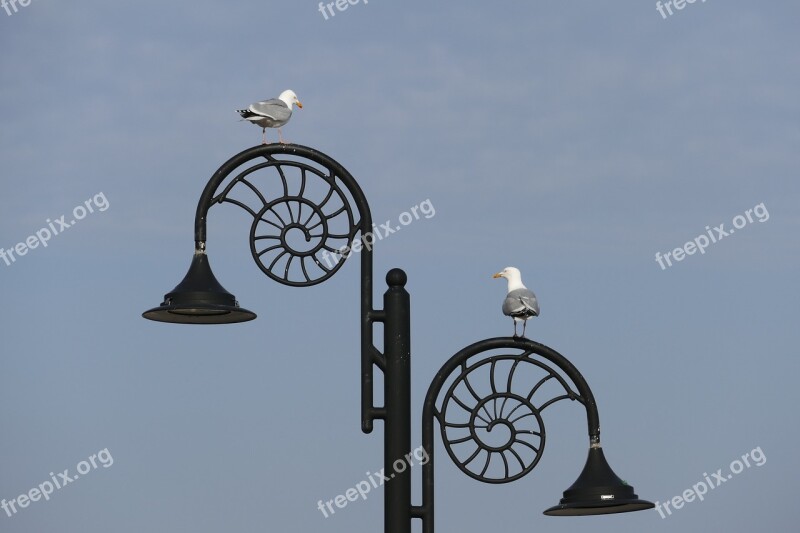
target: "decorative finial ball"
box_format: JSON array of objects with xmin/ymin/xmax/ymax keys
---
[{"xmin": 386, "ymin": 268, "xmax": 407, "ymax": 287}]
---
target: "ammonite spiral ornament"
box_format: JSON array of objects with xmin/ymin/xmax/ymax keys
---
[
  {"xmin": 438, "ymin": 353, "xmax": 580, "ymax": 483},
  {"xmin": 210, "ymin": 153, "xmax": 361, "ymax": 287}
]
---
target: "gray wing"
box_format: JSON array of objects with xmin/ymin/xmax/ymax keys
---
[
  {"xmin": 502, "ymin": 288, "xmax": 540, "ymax": 318},
  {"xmin": 247, "ymin": 99, "xmax": 291, "ymax": 121}
]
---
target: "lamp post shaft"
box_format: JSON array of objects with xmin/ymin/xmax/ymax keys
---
[{"xmin": 383, "ymin": 272, "xmax": 412, "ymax": 533}]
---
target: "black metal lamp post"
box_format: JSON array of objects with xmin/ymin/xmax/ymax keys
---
[{"xmin": 143, "ymin": 144, "xmax": 654, "ymax": 531}]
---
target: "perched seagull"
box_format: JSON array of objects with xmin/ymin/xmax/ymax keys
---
[
  {"xmin": 493, "ymin": 267, "xmax": 540, "ymax": 338},
  {"xmin": 237, "ymin": 89, "xmax": 303, "ymax": 144}
]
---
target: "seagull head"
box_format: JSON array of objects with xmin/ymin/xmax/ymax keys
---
[
  {"xmin": 279, "ymin": 89, "xmax": 303, "ymax": 109},
  {"xmin": 493, "ymin": 266, "xmax": 526, "ymax": 290}
]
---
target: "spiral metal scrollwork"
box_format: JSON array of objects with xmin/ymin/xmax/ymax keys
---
[
  {"xmin": 211, "ymin": 153, "xmax": 360, "ymax": 287},
  {"xmin": 437, "ymin": 352, "xmax": 582, "ymax": 483}
]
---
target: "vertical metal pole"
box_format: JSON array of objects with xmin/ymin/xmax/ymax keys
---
[
  {"xmin": 383, "ymin": 268, "xmax": 411, "ymax": 533},
  {"xmin": 420, "ymin": 405, "xmax": 435, "ymax": 533}
]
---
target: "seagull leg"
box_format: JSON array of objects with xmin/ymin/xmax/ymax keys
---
[
  {"xmin": 521, "ymin": 320, "xmax": 527, "ymax": 339},
  {"xmin": 513, "ymin": 321, "xmax": 518, "ymax": 338},
  {"xmin": 278, "ymin": 128, "xmax": 286, "ymax": 144},
  {"xmin": 262, "ymin": 128, "xmax": 267, "ymax": 145}
]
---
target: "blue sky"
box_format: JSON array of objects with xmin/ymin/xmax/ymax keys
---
[{"xmin": 1, "ymin": 1, "xmax": 798, "ymax": 531}]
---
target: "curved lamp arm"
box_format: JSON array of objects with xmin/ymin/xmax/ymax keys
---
[
  {"xmin": 414, "ymin": 336, "xmax": 651, "ymax": 529},
  {"xmin": 158, "ymin": 144, "xmax": 386, "ymax": 433}
]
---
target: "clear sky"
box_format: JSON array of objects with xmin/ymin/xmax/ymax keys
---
[{"xmin": 1, "ymin": 1, "xmax": 797, "ymax": 531}]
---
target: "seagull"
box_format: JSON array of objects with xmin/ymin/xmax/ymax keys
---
[
  {"xmin": 493, "ymin": 267, "xmax": 540, "ymax": 338},
  {"xmin": 237, "ymin": 90, "xmax": 303, "ymax": 144}
]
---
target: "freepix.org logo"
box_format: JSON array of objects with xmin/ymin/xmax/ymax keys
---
[
  {"xmin": 2, "ymin": 448, "xmax": 114, "ymax": 519},
  {"xmin": 654, "ymin": 446, "xmax": 766, "ymax": 519},
  {"xmin": 654, "ymin": 202, "xmax": 769, "ymax": 270},
  {"xmin": 1, "ymin": 192, "xmax": 110, "ymax": 267},
  {"xmin": 2, "ymin": 0, "xmax": 35, "ymax": 17},
  {"xmin": 317, "ymin": 0, "xmax": 369, "ymax": 21},
  {"xmin": 656, "ymin": 0, "xmax": 708, "ymax": 20},
  {"xmin": 316, "ymin": 445, "xmax": 429, "ymax": 518},
  {"xmin": 319, "ymin": 198, "xmax": 435, "ymax": 268}
]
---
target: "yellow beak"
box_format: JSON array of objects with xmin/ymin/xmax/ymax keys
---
[
  {"xmin": 296, "ymin": 101, "xmax": 303, "ymax": 109},
  {"xmin": 492, "ymin": 273, "xmax": 503, "ymax": 278}
]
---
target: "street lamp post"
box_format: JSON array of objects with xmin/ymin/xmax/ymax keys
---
[{"xmin": 143, "ymin": 144, "xmax": 654, "ymax": 531}]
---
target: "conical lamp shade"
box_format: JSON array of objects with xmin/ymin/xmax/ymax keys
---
[
  {"xmin": 142, "ymin": 253, "xmax": 256, "ymax": 324},
  {"xmin": 544, "ymin": 447, "xmax": 654, "ymax": 516}
]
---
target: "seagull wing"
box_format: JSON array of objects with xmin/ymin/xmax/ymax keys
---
[
  {"xmin": 246, "ymin": 99, "xmax": 291, "ymax": 121},
  {"xmin": 503, "ymin": 289, "xmax": 540, "ymax": 318}
]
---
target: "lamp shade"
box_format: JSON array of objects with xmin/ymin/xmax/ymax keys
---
[
  {"xmin": 142, "ymin": 252, "xmax": 256, "ymax": 324},
  {"xmin": 543, "ymin": 447, "xmax": 654, "ymax": 516}
]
